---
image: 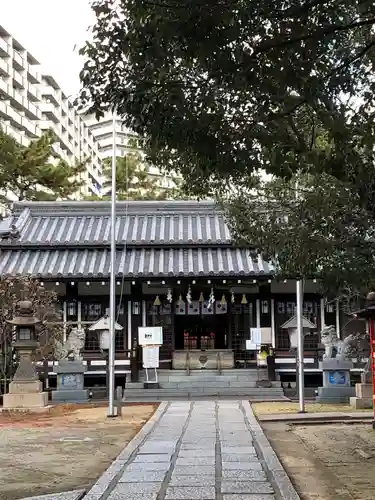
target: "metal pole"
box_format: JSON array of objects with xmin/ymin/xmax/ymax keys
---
[
  {"xmin": 108, "ymin": 112, "xmax": 117, "ymax": 417},
  {"xmin": 296, "ymin": 279, "xmax": 305, "ymax": 412}
]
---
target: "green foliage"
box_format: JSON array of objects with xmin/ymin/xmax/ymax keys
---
[
  {"xmin": 0, "ymin": 128, "xmax": 86, "ymax": 202},
  {"xmin": 78, "ymin": 0, "xmax": 375, "ymax": 297}
]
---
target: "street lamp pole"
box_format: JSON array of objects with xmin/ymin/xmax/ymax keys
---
[{"xmin": 108, "ymin": 112, "xmax": 117, "ymax": 417}]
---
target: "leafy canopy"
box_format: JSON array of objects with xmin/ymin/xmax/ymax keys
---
[
  {"xmin": 0, "ymin": 128, "xmax": 86, "ymax": 202},
  {"xmin": 79, "ymin": 0, "xmax": 375, "ymax": 297}
]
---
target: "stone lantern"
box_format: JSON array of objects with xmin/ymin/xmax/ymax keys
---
[
  {"xmin": 88, "ymin": 315, "xmax": 123, "ymax": 396},
  {"xmin": 280, "ymin": 315, "xmax": 316, "ymax": 350},
  {"xmin": 3, "ymin": 300, "xmax": 48, "ymax": 409}
]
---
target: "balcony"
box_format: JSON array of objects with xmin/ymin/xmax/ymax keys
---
[
  {"xmin": 25, "ymin": 101, "xmax": 41, "ymax": 121},
  {"xmin": 21, "ymin": 116, "xmax": 38, "ymax": 138},
  {"xmin": 42, "ymin": 86, "xmax": 60, "ymax": 106},
  {"xmin": 0, "ymin": 58, "xmax": 10, "ymax": 77},
  {"xmin": 0, "ymin": 78, "xmax": 10, "ymax": 96},
  {"xmin": 40, "ymin": 102, "xmax": 59, "ymax": 123},
  {"xmin": 12, "ymin": 50, "xmax": 24, "ymax": 71},
  {"xmin": 10, "ymin": 89, "xmax": 25, "ymax": 111},
  {"xmin": 27, "ymin": 63, "xmax": 40, "ymax": 84},
  {"xmin": 13, "ymin": 69, "xmax": 25, "ymax": 89},
  {"xmin": 0, "ymin": 38, "xmax": 10, "ymax": 57},
  {"xmin": 26, "ymin": 82, "xmax": 40, "ymax": 102}
]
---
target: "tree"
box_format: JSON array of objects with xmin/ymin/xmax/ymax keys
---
[
  {"xmin": 0, "ymin": 128, "xmax": 86, "ymax": 203},
  {"xmin": 86, "ymin": 140, "xmax": 183, "ymax": 201},
  {"xmin": 78, "ymin": 1, "xmax": 375, "ymax": 297},
  {"xmin": 78, "ymin": 0, "xmax": 375, "ymax": 194},
  {"xmin": 0, "ymin": 276, "xmax": 63, "ymax": 395}
]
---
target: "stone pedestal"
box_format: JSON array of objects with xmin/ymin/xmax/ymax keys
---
[
  {"xmin": 316, "ymin": 358, "xmax": 355, "ymax": 403},
  {"xmin": 52, "ymin": 360, "xmax": 89, "ymax": 403},
  {"xmin": 350, "ymin": 383, "xmax": 373, "ymax": 409},
  {"xmin": 3, "ymin": 379, "xmax": 48, "ymax": 408}
]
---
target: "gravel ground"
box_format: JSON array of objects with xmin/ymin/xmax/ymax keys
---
[
  {"xmin": 262, "ymin": 421, "xmax": 375, "ymax": 500},
  {"xmin": 0, "ymin": 404, "xmax": 157, "ymax": 500}
]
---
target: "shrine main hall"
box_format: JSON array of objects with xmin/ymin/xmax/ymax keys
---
[{"xmin": 0, "ymin": 200, "xmax": 363, "ymax": 384}]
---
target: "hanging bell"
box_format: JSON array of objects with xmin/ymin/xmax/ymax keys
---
[
  {"xmin": 241, "ymin": 293, "xmax": 248, "ymax": 305},
  {"xmin": 199, "ymin": 292, "xmax": 204, "ymax": 302},
  {"xmin": 220, "ymin": 294, "xmax": 227, "ymax": 305},
  {"xmin": 231, "ymin": 292, "xmax": 235, "ymax": 304},
  {"xmin": 154, "ymin": 295, "xmax": 161, "ymax": 306}
]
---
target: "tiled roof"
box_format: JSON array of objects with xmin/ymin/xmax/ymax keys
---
[
  {"xmin": 0, "ymin": 248, "xmax": 272, "ymax": 278},
  {"xmin": 0, "ymin": 201, "xmax": 274, "ymax": 279},
  {"xmin": 3, "ymin": 200, "xmax": 231, "ymax": 247}
]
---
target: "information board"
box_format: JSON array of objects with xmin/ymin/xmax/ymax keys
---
[
  {"xmin": 250, "ymin": 327, "xmax": 262, "ymax": 345},
  {"xmin": 138, "ymin": 326, "xmax": 163, "ymax": 345},
  {"xmin": 142, "ymin": 346, "xmax": 160, "ymax": 368}
]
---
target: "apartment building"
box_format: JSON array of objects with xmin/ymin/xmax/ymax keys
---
[
  {"xmin": 84, "ymin": 112, "xmax": 179, "ymax": 192},
  {"xmin": 0, "ymin": 25, "xmax": 102, "ymax": 198}
]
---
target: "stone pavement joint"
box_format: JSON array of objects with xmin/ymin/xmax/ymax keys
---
[{"xmin": 82, "ymin": 400, "xmax": 301, "ymax": 500}]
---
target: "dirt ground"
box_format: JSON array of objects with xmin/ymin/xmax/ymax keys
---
[
  {"xmin": 263, "ymin": 421, "xmax": 375, "ymax": 500},
  {"xmin": 0, "ymin": 403, "xmax": 157, "ymax": 500},
  {"xmin": 252, "ymin": 401, "xmax": 370, "ymax": 415}
]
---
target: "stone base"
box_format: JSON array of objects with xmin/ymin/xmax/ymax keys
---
[
  {"xmin": 51, "ymin": 389, "xmax": 89, "ymax": 403},
  {"xmin": 144, "ymin": 382, "xmax": 160, "ymax": 389},
  {"xmin": 316, "ymin": 386, "xmax": 355, "ymax": 404},
  {"xmin": 355, "ymin": 383, "xmax": 372, "ymax": 399},
  {"xmin": 350, "ymin": 396, "xmax": 373, "ymax": 409},
  {"xmin": 3, "ymin": 391, "xmax": 48, "ymax": 408},
  {"xmin": 8, "ymin": 380, "xmax": 43, "ymax": 393},
  {"xmin": 172, "ymin": 349, "xmax": 234, "ymax": 369}
]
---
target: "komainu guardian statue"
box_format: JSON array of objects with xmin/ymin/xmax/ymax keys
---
[{"xmin": 54, "ymin": 327, "xmax": 86, "ymax": 361}]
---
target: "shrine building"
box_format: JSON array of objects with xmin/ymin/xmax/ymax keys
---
[{"xmin": 0, "ymin": 200, "xmax": 366, "ymax": 387}]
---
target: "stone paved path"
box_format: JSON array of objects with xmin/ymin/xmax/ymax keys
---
[{"xmin": 86, "ymin": 400, "xmax": 299, "ymax": 500}]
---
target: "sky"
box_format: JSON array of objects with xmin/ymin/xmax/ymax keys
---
[{"xmin": 2, "ymin": 0, "xmax": 95, "ymax": 96}]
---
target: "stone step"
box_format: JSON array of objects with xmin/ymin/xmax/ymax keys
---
[
  {"xmin": 123, "ymin": 395, "xmax": 287, "ymax": 402},
  {"xmin": 124, "ymin": 387, "xmax": 285, "ymax": 396},
  {"xmin": 126, "ymin": 380, "xmax": 282, "ymax": 389}
]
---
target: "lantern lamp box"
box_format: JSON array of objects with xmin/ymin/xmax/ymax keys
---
[{"xmin": 138, "ymin": 326, "xmax": 163, "ymax": 346}]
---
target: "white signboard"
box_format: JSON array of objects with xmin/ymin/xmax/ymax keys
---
[
  {"xmin": 138, "ymin": 326, "xmax": 163, "ymax": 346},
  {"xmin": 142, "ymin": 346, "xmax": 160, "ymax": 368},
  {"xmin": 250, "ymin": 327, "xmax": 262, "ymax": 345}
]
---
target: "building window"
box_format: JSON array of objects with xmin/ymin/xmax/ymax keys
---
[{"xmin": 82, "ymin": 303, "xmax": 103, "ymax": 322}]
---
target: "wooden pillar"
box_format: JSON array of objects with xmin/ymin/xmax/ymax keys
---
[
  {"xmin": 270, "ymin": 298, "xmax": 276, "ymax": 348},
  {"xmin": 256, "ymin": 299, "xmax": 261, "ymax": 329},
  {"xmin": 142, "ymin": 300, "xmax": 146, "ymax": 327},
  {"xmin": 77, "ymin": 300, "xmax": 82, "ymax": 329},
  {"xmin": 335, "ymin": 298, "xmax": 340, "ymax": 338},
  {"xmin": 127, "ymin": 300, "xmax": 132, "ymax": 350},
  {"xmin": 320, "ymin": 298, "xmax": 325, "ymax": 330},
  {"xmin": 63, "ymin": 301, "xmax": 67, "ymax": 342}
]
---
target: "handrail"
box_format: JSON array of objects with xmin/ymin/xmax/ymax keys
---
[
  {"xmin": 217, "ymin": 351, "xmax": 222, "ymax": 375},
  {"xmin": 186, "ymin": 350, "xmax": 190, "ymax": 375}
]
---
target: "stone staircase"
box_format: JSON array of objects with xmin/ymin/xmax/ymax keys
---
[{"xmin": 124, "ymin": 369, "xmax": 286, "ymax": 401}]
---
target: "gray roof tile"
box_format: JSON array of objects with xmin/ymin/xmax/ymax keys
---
[{"xmin": 0, "ymin": 248, "xmax": 273, "ymax": 278}]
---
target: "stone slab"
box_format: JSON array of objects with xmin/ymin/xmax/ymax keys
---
[
  {"xmin": 223, "ymin": 496, "xmax": 276, "ymax": 500},
  {"xmin": 125, "ymin": 462, "xmax": 171, "ymax": 472},
  {"xmin": 221, "ymin": 481, "xmax": 274, "ymax": 494},
  {"xmin": 3, "ymin": 391, "xmax": 48, "ymax": 408},
  {"xmin": 356, "ymin": 383, "xmax": 373, "ymax": 398},
  {"xmin": 169, "ymin": 475, "xmax": 216, "ymax": 486},
  {"xmin": 9, "ymin": 380, "xmax": 43, "ymax": 393},
  {"xmin": 118, "ymin": 471, "xmax": 167, "ymax": 482},
  {"xmin": 221, "ymin": 446, "xmax": 256, "ymax": 454},
  {"xmin": 107, "ymin": 483, "xmax": 161, "ymax": 495},
  {"xmin": 133, "ymin": 454, "xmax": 171, "ymax": 463},
  {"xmin": 51, "ymin": 390, "xmax": 89, "ymax": 403},
  {"xmin": 173, "ymin": 465, "xmax": 215, "ymax": 475},
  {"xmin": 316, "ymin": 386, "xmax": 355, "ymax": 403},
  {"xmin": 55, "ymin": 361, "xmax": 87, "ymax": 374},
  {"xmin": 222, "ymin": 469, "xmax": 267, "ymax": 481},
  {"xmin": 108, "ymin": 491, "xmax": 157, "ymax": 500},
  {"xmin": 222, "ymin": 462, "xmax": 263, "ymax": 470},
  {"xmin": 20, "ymin": 490, "xmax": 85, "ymax": 500},
  {"xmin": 178, "ymin": 449, "xmax": 215, "ymax": 457},
  {"xmin": 222, "ymin": 453, "xmax": 260, "ymax": 462},
  {"xmin": 165, "ymin": 486, "xmax": 216, "ymax": 499},
  {"xmin": 175, "ymin": 457, "xmax": 215, "ymax": 466},
  {"xmin": 350, "ymin": 396, "xmax": 373, "ymax": 409}
]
